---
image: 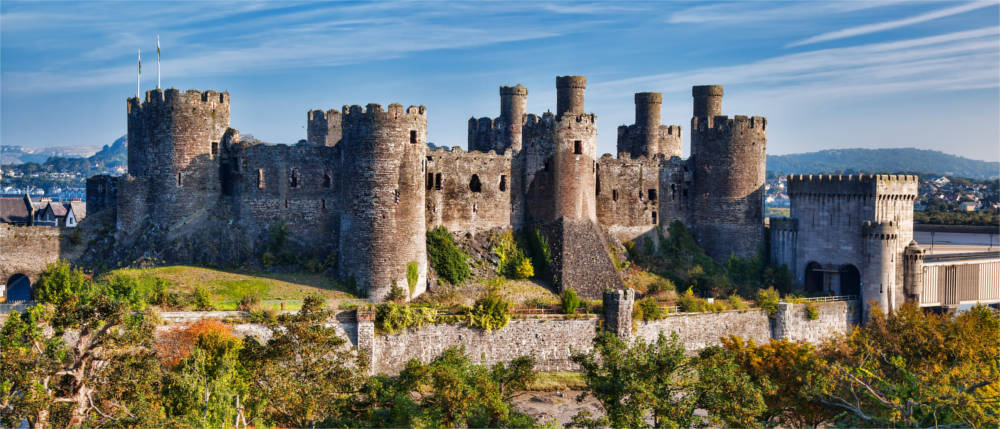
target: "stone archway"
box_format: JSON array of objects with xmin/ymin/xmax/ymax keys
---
[
  {"xmin": 5, "ymin": 273, "xmax": 31, "ymax": 301},
  {"xmin": 805, "ymin": 261, "xmax": 823, "ymax": 294},
  {"xmin": 839, "ymin": 264, "xmax": 861, "ymax": 297}
]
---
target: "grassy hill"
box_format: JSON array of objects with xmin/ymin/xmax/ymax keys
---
[
  {"xmin": 102, "ymin": 265, "xmax": 361, "ymax": 310},
  {"xmin": 767, "ymin": 148, "xmax": 999, "ymax": 179}
]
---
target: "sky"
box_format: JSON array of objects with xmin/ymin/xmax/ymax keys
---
[{"xmin": 1, "ymin": 0, "xmax": 999, "ymax": 162}]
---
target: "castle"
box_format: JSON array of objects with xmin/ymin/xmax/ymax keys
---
[{"xmin": 84, "ymin": 75, "xmax": 921, "ymax": 312}]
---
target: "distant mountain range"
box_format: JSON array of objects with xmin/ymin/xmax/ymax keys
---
[
  {"xmin": 1, "ymin": 144, "xmax": 103, "ymax": 164},
  {"xmin": 767, "ymin": 148, "xmax": 999, "ymax": 180}
]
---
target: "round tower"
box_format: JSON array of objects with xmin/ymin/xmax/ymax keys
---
[
  {"xmin": 692, "ymin": 85, "xmax": 723, "ymax": 118},
  {"xmin": 863, "ymin": 221, "xmax": 899, "ymax": 316},
  {"xmin": 499, "ymin": 84, "xmax": 528, "ymax": 152},
  {"xmin": 126, "ymin": 88, "xmax": 230, "ymax": 226},
  {"xmin": 689, "ymin": 85, "xmax": 767, "ymax": 261},
  {"xmin": 556, "ymin": 76, "xmax": 586, "ymax": 118},
  {"xmin": 338, "ymin": 103, "xmax": 428, "ymax": 301},
  {"xmin": 903, "ymin": 240, "xmax": 927, "ymax": 304},
  {"xmin": 635, "ymin": 92, "xmax": 661, "ymax": 129}
]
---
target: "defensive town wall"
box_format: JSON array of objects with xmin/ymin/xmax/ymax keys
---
[
  {"xmin": 0, "ymin": 225, "xmax": 65, "ymax": 288},
  {"xmin": 142, "ymin": 296, "xmax": 859, "ymax": 376}
]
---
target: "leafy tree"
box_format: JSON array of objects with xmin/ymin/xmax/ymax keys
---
[
  {"xmin": 33, "ymin": 260, "xmax": 91, "ymax": 304},
  {"xmin": 241, "ymin": 295, "xmax": 365, "ymax": 428},
  {"xmin": 816, "ymin": 304, "xmax": 1000, "ymax": 427},
  {"xmin": 0, "ymin": 265, "xmax": 161, "ymax": 428}
]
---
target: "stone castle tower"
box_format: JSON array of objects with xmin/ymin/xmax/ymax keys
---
[{"xmin": 92, "ymin": 75, "xmax": 773, "ymax": 302}]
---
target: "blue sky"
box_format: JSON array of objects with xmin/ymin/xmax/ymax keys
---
[{"xmin": 2, "ymin": 1, "xmax": 998, "ymax": 161}]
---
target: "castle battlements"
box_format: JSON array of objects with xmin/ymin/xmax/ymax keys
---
[
  {"xmin": 691, "ymin": 115, "xmax": 767, "ymax": 132},
  {"xmin": 342, "ymin": 103, "xmax": 427, "ymax": 121},
  {"xmin": 308, "ymin": 109, "xmax": 341, "ymax": 122},
  {"xmin": 787, "ymin": 174, "xmax": 919, "ymax": 198}
]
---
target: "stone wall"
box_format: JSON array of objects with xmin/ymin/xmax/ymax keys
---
[
  {"xmin": 596, "ymin": 154, "xmax": 661, "ymax": 238},
  {"xmin": 371, "ymin": 316, "xmax": 600, "ymax": 374},
  {"xmin": 425, "ymin": 147, "xmax": 512, "ymax": 234},
  {"xmin": 772, "ymin": 300, "xmax": 860, "ymax": 343},
  {"xmin": 635, "ymin": 309, "xmax": 772, "ymax": 351},
  {"xmin": 0, "ymin": 225, "xmax": 65, "ymax": 286}
]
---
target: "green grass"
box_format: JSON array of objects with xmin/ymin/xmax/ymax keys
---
[
  {"xmin": 101, "ymin": 265, "xmax": 359, "ymax": 310},
  {"xmin": 526, "ymin": 372, "xmax": 586, "ymax": 391},
  {"xmin": 765, "ymin": 207, "xmax": 790, "ymax": 218}
]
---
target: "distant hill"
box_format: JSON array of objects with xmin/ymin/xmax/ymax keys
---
[
  {"xmin": 1, "ymin": 144, "xmax": 102, "ymax": 164},
  {"xmin": 767, "ymin": 148, "xmax": 999, "ymax": 180},
  {"xmin": 89, "ymin": 136, "xmax": 128, "ymax": 167}
]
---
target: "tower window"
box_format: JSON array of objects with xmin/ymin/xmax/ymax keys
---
[
  {"xmin": 544, "ymin": 160, "xmax": 551, "ymax": 172},
  {"xmin": 652, "ymin": 211, "xmax": 657, "ymax": 224},
  {"xmin": 648, "ymin": 189, "xmax": 656, "ymax": 200},
  {"xmin": 322, "ymin": 199, "xmax": 326, "ymax": 210},
  {"xmin": 289, "ymin": 168, "xmax": 300, "ymax": 188},
  {"xmin": 323, "ymin": 173, "xmax": 332, "ymax": 188},
  {"xmin": 211, "ymin": 142, "xmax": 219, "ymax": 158},
  {"xmin": 257, "ymin": 169, "xmax": 265, "ymax": 189},
  {"xmin": 612, "ymin": 190, "xmax": 618, "ymax": 201},
  {"xmin": 410, "ymin": 130, "xmax": 417, "ymax": 144},
  {"xmin": 177, "ymin": 173, "xmax": 182, "ymax": 187},
  {"xmin": 426, "ymin": 173, "xmax": 434, "ymax": 190},
  {"xmin": 469, "ymin": 174, "xmax": 482, "ymax": 193},
  {"xmin": 499, "ymin": 175, "xmax": 507, "ymax": 192},
  {"xmin": 574, "ymin": 140, "xmax": 582, "ymax": 155},
  {"xmin": 435, "ymin": 173, "xmax": 442, "ymax": 190}
]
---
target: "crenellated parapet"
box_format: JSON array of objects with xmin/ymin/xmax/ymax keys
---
[
  {"xmin": 787, "ymin": 174, "xmax": 919, "ymax": 198},
  {"xmin": 307, "ymin": 108, "xmax": 343, "ymax": 147},
  {"xmin": 617, "ymin": 92, "xmax": 683, "ymax": 159}
]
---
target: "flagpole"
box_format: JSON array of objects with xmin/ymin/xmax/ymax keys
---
[
  {"xmin": 137, "ymin": 48, "xmax": 141, "ymax": 99},
  {"xmin": 156, "ymin": 35, "xmax": 161, "ymax": 89}
]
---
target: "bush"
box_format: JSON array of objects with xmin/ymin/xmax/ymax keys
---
[
  {"xmin": 261, "ymin": 251, "xmax": 277, "ymax": 269},
  {"xmin": 756, "ymin": 287, "xmax": 781, "ymax": 317},
  {"xmin": 467, "ymin": 290, "xmax": 510, "ymax": 331},
  {"xmin": 386, "ymin": 281, "xmax": 406, "ymax": 303},
  {"xmin": 237, "ymin": 294, "xmax": 260, "ymax": 311},
  {"xmin": 514, "ymin": 258, "xmax": 534, "ymax": 279},
  {"xmin": 525, "ymin": 228, "xmax": 552, "ymax": 274},
  {"xmin": 192, "ymin": 286, "xmax": 213, "ymax": 311},
  {"xmin": 633, "ymin": 296, "xmax": 665, "ymax": 321},
  {"xmin": 426, "ymin": 226, "xmax": 471, "ymax": 285},
  {"xmin": 560, "ymin": 289, "xmax": 580, "ymax": 314},
  {"xmin": 648, "ymin": 277, "xmax": 676, "ymax": 294},
  {"xmin": 805, "ymin": 302, "xmax": 819, "ymax": 320},
  {"xmin": 677, "ymin": 292, "xmax": 707, "ymax": 313},
  {"xmin": 375, "ymin": 302, "xmax": 437, "ymax": 335},
  {"xmin": 34, "ymin": 260, "xmax": 91, "ymax": 304},
  {"xmin": 727, "ymin": 295, "xmax": 749, "ymax": 310},
  {"xmin": 492, "ymin": 231, "xmax": 534, "ymax": 280}
]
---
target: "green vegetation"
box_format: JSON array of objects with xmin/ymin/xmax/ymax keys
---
[
  {"xmin": 756, "ymin": 287, "xmax": 781, "ymax": 317},
  {"xmin": 426, "ymin": 226, "xmax": 471, "ymax": 285},
  {"xmin": 492, "ymin": 231, "xmax": 535, "ymax": 280},
  {"xmin": 100, "ymin": 264, "xmax": 356, "ymax": 310},
  {"xmin": 633, "ymin": 296, "xmax": 666, "ymax": 321},
  {"xmin": 914, "ymin": 208, "xmax": 999, "ymax": 227},
  {"xmin": 526, "ymin": 371, "xmax": 587, "ymax": 391},
  {"xmin": 560, "ymin": 288, "xmax": 580, "ymax": 314},
  {"xmin": 406, "ymin": 261, "xmax": 419, "ymax": 297},
  {"xmin": 804, "ymin": 302, "xmax": 819, "ymax": 320},
  {"xmin": 375, "ymin": 302, "xmax": 437, "ymax": 335},
  {"xmin": 525, "ymin": 228, "xmax": 552, "ymax": 275},
  {"xmin": 467, "ymin": 289, "xmax": 511, "ymax": 331}
]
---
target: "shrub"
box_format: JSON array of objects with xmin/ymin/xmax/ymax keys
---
[
  {"xmin": 492, "ymin": 231, "xmax": 534, "ymax": 280},
  {"xmin": 560, "ymin": 289, "xmax": 580, "ymax": 314},
  {"xmin": 325, "ymin": 251, "xmax": 339, "ymax": 270},
  {"xmin": 386, "ymin": 281, "xmax": 406, "ymax": 303},
  {"xmin": 677, "ymin": 292, "xmax": 707, "ymax": 313},
  {"xmin": 237, "ymin": 293, "xmax": 260, "ymax": 311},
  {"xmin": 34, "ymin": 260, "xmax": 91, "ymax": 304},
  {"xmin": 514, "ymin": 258, "xmax": 534, "ymax": 279},
  {"xmin": 805, "ymin": 302, "xmax": 819, "ymax": 320},
  {"xmin": 375, "ymin": 302, "xmax": 437, "ymax": 335},
  {"xmin": 406, "ymin": 261, "xmax": 419, "ymax": 297},
  {"xmin": 648, "ymin": 277, "xmax": 676, "ymax": 294},
  {"xmin": 727, "ymin": 295, "xmax": 749, "ymax": 310},
  {"xmin": 261, "ymin": 251, "xmax": 277, "ymax": 269},
  {"xmin": 427, "ymin": 226, "xmax": 471, "ymax": 285},
  {"xmin": 633, "ymin": 296, "xmax": 665, "ymax": 321},
  {"xmin": 192, "ymin": 286, "xmax": 213, "ymax": 311},
  {"xmin": 467, "ymin": 290, "xmax": 510, "ymax": 331},
  {"xmin": 525, "ymin": 228, "xmax": 552, "ymax": 274},
  {"xmin": 756, "ymin": 287, "xmax": 781, "ymax": 317}
]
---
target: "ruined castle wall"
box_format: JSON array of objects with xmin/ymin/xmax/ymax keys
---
[
  {"xmin": 596, "ymin": 154, "xmax": 660, "ymax": 243},
  {"xmin": 521, "ymin": 113, "xmax": 558, "ymax": 222},
  {"xmin": 467, "ymin": 117, "xmax": 498, "ymax": 153},
  {"xmin": 234, "ymin": 142, "xmax": 341, "ymax": 252},
  {"xmin": 339, "ymin": 104, "xmax": 427, "ymax": 300},
  {"xmin": 372, "ymin": 316, "xmax": 599, "ymax": 374},
  {"xmin": 425, "ymin": 148, "xmax": 512, "ymax": 234},
  {"xmin": 635, "ymin": 310, "xmax": 772, "ymax": 351},
  {"xmin": 127, "ymin": 89, "xmax": 230, "ymax": 230},
  {"xmin": 307, "ymin": 109, "xmax": 342, "ymax": 147},
  {"xmin": 115, "ymin": 176, "xmax": 150, "ymax": 235},
  {"xmin": 617, "ymin": 125, "xmax": 682, "ymax": 159},
  {"xmin": 690, "ymin": 115, "xmax": 766, "ymax": 261},
  {"xmin": 658, "ymin": 157, "xmax": 690, "ymax": 229},
  {"xmin": 85, "ymin": 175, "xmax": 118, "ymax": 216}
]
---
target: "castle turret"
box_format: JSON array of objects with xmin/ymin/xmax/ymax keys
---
[
  {"xmin": 338, "ymin": 103, "xmax": 428, "ymax": 301},
  {"xmin": 692, "ymin": 85, "xmax": 723, "ymax": 118},
  {"xmin": 616, "ymin": 92, "xmax": 682, "ymax": 158},
  {"xmin": 689, "ymin": 85, "xmax": 766, "ymax": 261},
  {"xmin": 556, "ymin": 75, "xmax": 586, "ymax": 118},
  {"xmin": 903, "ymin": 240, "xmax": 926, "ymax": 304},
  {"xmin": 307, "ymin": 109, "xmax": 342, "ymax": 147},
  {"xmin": 863, "ymin": 221, "xmax": 899, "ymax": 316},
  {"xmin": 499, "ymin": 84, "xmax": 528, "ymax": 151},
  {"xmin": 126, "ymin": 88, "xmax": 230, "ymax": 227}
]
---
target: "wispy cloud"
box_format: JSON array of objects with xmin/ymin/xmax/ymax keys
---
[
  {"xmin": 787, "ymin": 1, "xmax": 997, "ymax": 47},
  {"xmin": 591, "ymin": 27, "xmax": 1000, "ymax": 102},
  {"xmin": 667, "ymin": 1, "xmax": 904, "ymax": 24}
]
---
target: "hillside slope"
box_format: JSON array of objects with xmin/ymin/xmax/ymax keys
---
[{"xmin": 767, "ymin": 148, "xmax": 998, "ymax": 179}]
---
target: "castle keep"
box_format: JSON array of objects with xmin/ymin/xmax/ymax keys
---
[{"xmin": 85, "ymin": 74, "xmax": 922, "ymax": 309}]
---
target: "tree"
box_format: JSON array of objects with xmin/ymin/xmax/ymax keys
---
[
  {"xmin": 0, "ymin": 261, "xmax": 161, "ymax": 428},
  {"xmin": 240, "ymin": 295, "xmax": 365, "ymax": 428},
  {"xmin": 817, "ymin": 304, "xmax": 1000, "ymax": 427}
]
